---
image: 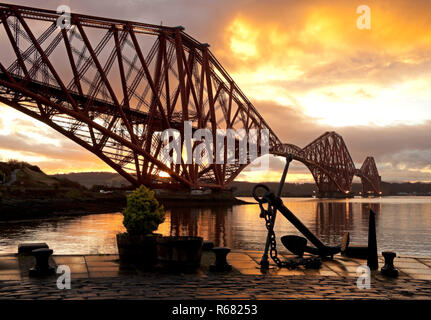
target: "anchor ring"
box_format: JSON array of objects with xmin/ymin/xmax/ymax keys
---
[{"xmin": 252, "ymin": 184, "xmax": 270, "ymax": 203}]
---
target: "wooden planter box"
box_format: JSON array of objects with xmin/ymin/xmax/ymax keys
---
[
  {"xmin": 116, "ymin": 233, "xmax": 161, "ymax": 266},
  {"xmin": 156, "ymin": 236, "xmax": 203, "ymax": 271}
]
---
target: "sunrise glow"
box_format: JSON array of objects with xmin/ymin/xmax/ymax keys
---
[{"xmin": 1, "ymin": 1, "xmax": 431, "ymax": 183}]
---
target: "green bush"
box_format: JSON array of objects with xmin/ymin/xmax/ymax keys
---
[{"xmin": 122, "ymin": 185, "xmax": 165, "ymax": 236}]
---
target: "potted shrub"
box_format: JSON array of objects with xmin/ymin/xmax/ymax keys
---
[{"xmin": 116, "ymin": 185, "xmax": 165, "ymax": 266}]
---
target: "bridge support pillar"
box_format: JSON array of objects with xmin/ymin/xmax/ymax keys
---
[{"xmin": 316, "ymin": 191, "xmax": 353, "ymax": 199}]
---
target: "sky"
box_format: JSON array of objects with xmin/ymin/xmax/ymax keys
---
[{"xmin": 1, "ymin": 0, "xmax": 431, "ymax": 183}]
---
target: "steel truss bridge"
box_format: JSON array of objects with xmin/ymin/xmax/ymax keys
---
[{"xmin": 0, "ymin": 3, "xmax": 381, "ymax": 196}]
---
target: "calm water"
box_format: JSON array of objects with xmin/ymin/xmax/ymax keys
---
[{"xmin": 1, "ymin": 196, "xmax": 431, "ymax": 256}]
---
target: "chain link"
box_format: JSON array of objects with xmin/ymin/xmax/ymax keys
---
[{"xmin": 260, "ymin": 201, "xmax": 321, "ymax": 269}]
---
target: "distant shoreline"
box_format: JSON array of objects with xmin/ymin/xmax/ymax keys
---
[
  {"xmin": 3, "ymin": 193, "xmax": 431, "ymax": 222},
  {"xmin": 0, "ymin": 194, "xmax": 251, "ymax": 222},
  {"xmin": 0, "ymin": 196, "xmax": 127, "ymax": 221}
]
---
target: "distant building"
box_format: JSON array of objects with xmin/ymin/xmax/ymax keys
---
[{"xmin": 190, "ymin": 189, "xmax": 211, "ymax": 195}]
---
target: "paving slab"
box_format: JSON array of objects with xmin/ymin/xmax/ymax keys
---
[
  {"xmin": 87, "ymin": 266, "xmax": 120, "ymax": 273},
  {"xmin": 85, "ymin": 255, "xmax": 119, "ymax": 261},
  {"xmin": 0, "ymin": 274, "xmax": 21, "ymax": 281},
  {"xmin": 54, "ymin": 256, "xmax": 86, "ymax": 265},
  {"xmin": 0, "ymin": 258, "xmax": 19, "ymax": 272},
  {"xmin": 65, "ymin": 264, "xmax": 89, "ymax": 274},
  {"xmin": 228, "ymin": 253, "xmax": 255, "ymax": 261},
  {"xmin": 409, "ymin": 274, "xmax": 431, "ymax": 280},
  {"xmin": 85, "ymin": 261, "xmax": 120, "ymax": 267},
  {"xmin": 234, "ymin": 268, "xmax": 263, "ymax": 275},
  {"xmin": 0, "ymin": 251, "xmax": 431, "ymax": 299},
  {"xmin": 401, "ymin": 268, "xmax": 431, "ymax": 275}
]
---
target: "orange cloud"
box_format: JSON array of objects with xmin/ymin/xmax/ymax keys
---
[{"xmin": 2, "ymin": 0, "xmax": 431, "ymax": 183}]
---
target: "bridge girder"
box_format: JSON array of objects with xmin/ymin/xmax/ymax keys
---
[
  {"xmin": 357, "ymin": 157, "xmax": 382, "ymax": 195},
  {"xmin": 271, "ymin": 132, "xmax": 382, "ymax": 196},
  {"xmin": 0, "ymin": 3, "xmax": 382, "ymax": 195},
  {"xmin": 0, "ymin": 3, "xmax": 278, "ymax": 189}
]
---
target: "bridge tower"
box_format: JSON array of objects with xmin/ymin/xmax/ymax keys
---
[
  {"xmin": 302, "ymin": 132, "xmax": 356, "ymax": 198},
  {"xmin": 356, "ymin": 156, "xmax": 382, "ymax": 196}
]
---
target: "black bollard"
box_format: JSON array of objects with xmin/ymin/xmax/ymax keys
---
[
  {"xmin": 29, "ymin": 248, "xmax": 55, "ymax": 277},
  {"xmin": 18, "ymin": 243, "xmax": 49, "ymax": 254},
  {"xmin": 202, "ymin": 241, "xmax": 214, "ymax": 251},
  {"xmin": 367, "ymin": 209, "xmax": 379, "ymax": 270},
  {"xmin": 381, "ymin": 251, "xmax": 399, "ymax": 278},
  {"xmin": 209, "ymin": 247, "xmax": 232, "ymax": 272}
]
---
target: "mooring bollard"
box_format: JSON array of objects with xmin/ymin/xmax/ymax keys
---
[
  {"xmin": 209, "ymin": 247, "xmax": 232, "ymax": 272},
  {"xmin": 29, "ymin": 248, "xmax": 55, "ymax": 277},
  {"xmin": 202, "ymin": 241, "xmax": 214, "ymax": 251},
  {"xmin": 18, "ymin": 243, "xmax": 49, "ymax": 255},
  {"xmin": 381, "ymin": 251, "xmax": 399, "ymax": 278}
]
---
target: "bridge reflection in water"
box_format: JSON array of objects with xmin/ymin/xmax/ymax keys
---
[
  {"xmin": 3, "ymin": 197, "xmax": 431, "ymax": 256},
  {"xmin": 314, "ymin": 201, "xmax": 381, "ymax": 246},
  {"xmin": 163, "ymin": 199, "xmax": 383, "ymax": 250},
  {"xmin": 166, "ymin": 207, "xmax": 233, "ymax": 248}
]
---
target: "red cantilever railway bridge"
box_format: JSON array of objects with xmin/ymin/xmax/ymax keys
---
[{"xmin": 0, "ymin": 3, "xmax": 381, "ymax": 197}]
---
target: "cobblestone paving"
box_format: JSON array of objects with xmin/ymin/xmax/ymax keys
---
[
  {"xmin": 1, "ymin": 251, "xmax": 431, "ymax": 300},
  {"xmin": 0, "ymin": 273, "xmax": 431, "ymax": 300}
]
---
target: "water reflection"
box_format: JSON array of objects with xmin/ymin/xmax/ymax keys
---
[
  {"xmin": 311, "ymin": 201, "xmax": 383, "ymax": 245},
  {"xmin": 167, "ymin": 207, "xmax": 232, "ymax": 248},
  {"xmin": 0, "ymin": 197, "xmax": 430, "ymax": 256},
  {"xmin": 315, "ymin": 202, "xmax": 353, "ymax": 244}
]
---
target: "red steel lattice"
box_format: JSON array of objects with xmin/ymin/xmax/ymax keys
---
[
  {"xmin": 356, "ymin": 157, "xmax": 382, "ymax": 195},
  {"xmin": 0, "ymin": 3, "xmax": 382, "ymax": 195},
  {"xmin": 272, "ymin": 132, "xmax": 381, "ymax": 196}
]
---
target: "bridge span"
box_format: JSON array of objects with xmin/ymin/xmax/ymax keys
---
[
  {"xmin": 0, "ymin": 3, "xmax": 381, "ymax": 196},
  {"xmin": 272, "ymin": 132, "xmax": 381, "ymax": 197}
]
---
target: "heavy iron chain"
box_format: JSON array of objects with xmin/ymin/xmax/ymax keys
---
[
  {"xmin": 260, "ymin": 204, "xmax": 297, "ymax": 268},
  {"xmin": 260, "ymin": 201, "xmax": 322, "ymax": 269}
]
